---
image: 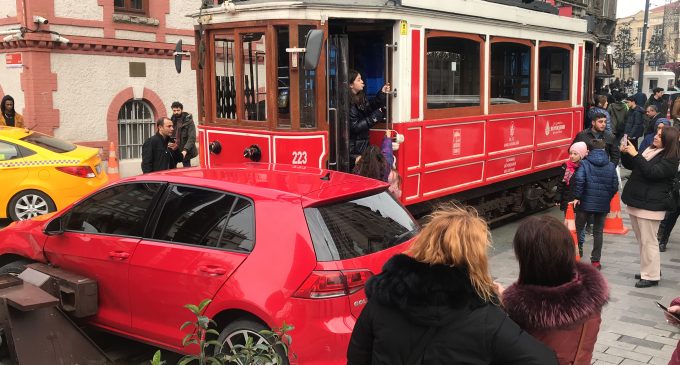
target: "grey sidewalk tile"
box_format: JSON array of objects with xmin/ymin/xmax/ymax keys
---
[
  {"xmin": 617, "ymin": 335, "xmax": 665, "ymax": 350},
  {"xmin": 619, "ymin": 317, "xmax": 661, "ymax": 328},
  {"xmin": 645, "ymin": 334, "xmax": 679, "ymax": 346},
  {"xmin": 592, "ymin": 350, "xmax": 624, "ymax": 364},
  {"xmin": 632, "ymin": 344, "xmax": 672, "ymax": 358},
  {"xmin": 605, "ymin": 347, "xmax": 652, "ymax": 362},
  {"xmin": 618, "ymin": 360, "xmax": 648, "ymax": 365},
  {"xmin": 649, "ymin": 356, "xmax": 672, "ymax": 365}
]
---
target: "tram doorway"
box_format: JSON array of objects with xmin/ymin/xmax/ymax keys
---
[{"xmin": 327, "ymin": 20, "xmax": 394, "ymax": 173}]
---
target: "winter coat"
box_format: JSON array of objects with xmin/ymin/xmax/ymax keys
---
[
  {"xmin": 639, "ymin": 118, "xmax": 671, "ymax": 153},
  {"xmin": 586, "ymin": 106, "xmax": 612, "ymax": 132},
  {"xmin": 0, "ymin": 95, "xmax": 24, "ymax": 128},
  {"xmin": 557, "ymin": 163, "xmax": 577, "ymax": 212},
  {"xmin": 141, "ymin": 133, "xmax": 176, "ymax": 173},
  {"xmin": 573, "ymin": 149, "xmax": 618, "ymax": 213},
  {"xmin": 347, "ymin": 254, "xmax": 558, "ymax": 365},
  {"xmin": 502, "ymin": 263, "xmax": 609, "ymax": 365},
  {"xmin": 621, "ymin": 152, "xmax": 679, "ymax": 211},
  {"xmin": 572, "ymin": 128, "xmax": 620, "ymax": 165},
  {"xmin": 645, "ymin": 95, "xmax": 668, "ymax": 118},
  {"xmin": 349, "ymin": 91, "xmax": 386, "ymax": 159},
  {"xmin": 170, "ymin": 112, "xmax": 198, "ymax": 162},
  {"xmin": 607, "ymin": 101, "xmax": 628, "ymax": 135},
  {"xmin": 624, "ymin": 105, "xmax": 645, "ymax": 138},
  {"xmin": 669, "ymin": 297, "xmax": 680, "ymax": 365}
]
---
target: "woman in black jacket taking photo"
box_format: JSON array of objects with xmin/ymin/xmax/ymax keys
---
[
  {"xmin": 346, "ymin": 204, "xmax": 558, "ymax": 365},
  {"xmin": 621, "ymin": 126, "xmax": 680, "ymax": 288}
]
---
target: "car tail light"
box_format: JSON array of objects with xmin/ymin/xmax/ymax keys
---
[
  {"xmin": 293, "ymin": 269, "xmax": 373, "ymax": 299},
  {"xmin": 56, "ymin": 166, "xmax": 96, "ymax": 178}
]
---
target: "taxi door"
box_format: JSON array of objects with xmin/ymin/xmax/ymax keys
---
[{"xmin": 0, "ymin": 141, "xmax": 29, "ymax": 216}]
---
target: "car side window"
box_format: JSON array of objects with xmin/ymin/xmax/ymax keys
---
[
  {"xmin": 0, "ymin": 141, "xmax": 19, "ymax": 161},
  {"xmin": 153, "ymin": 185, "xmax": 255, "ymax": 252},
  {"xmin": 64, "ymin": 183, "xmax": 162, "ymax": 236}
]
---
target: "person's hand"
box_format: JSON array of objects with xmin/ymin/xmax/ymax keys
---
[
  {"xmin": 623, "ymin": 143, "xmax": 638, "ymax": 157},
  {"xmin": 493, "ymin": 281, "xmax": 505, "ymax": 296},
  {"xmin": 168, "ymin": 142, "xmax": 178, "ymax": 150},
  {"xmin": 571, "ymin": 199, "xmax": 580, "ymax": 207},
  {"xmin": 182, "ymin": 150, "xmax": 187, "ymax": 159},
  {"xmin": 382, "ymin": 83, "xmax": 391, "ymax": 93},
  {"xmin": 666, "ymin": 305, "xmax": 680, "ymax": 327}
]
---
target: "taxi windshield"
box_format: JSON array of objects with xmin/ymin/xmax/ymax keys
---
[{"xmin": 21, "ymin": 132, "xmax": 76, "ymax": 153}]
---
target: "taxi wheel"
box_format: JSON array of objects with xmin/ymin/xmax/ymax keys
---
[{"xmin": 8, "ymin": 190, "xmax": 56, "ymax": 221}]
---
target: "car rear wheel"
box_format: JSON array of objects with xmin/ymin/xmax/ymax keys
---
[
  {"xmin": 0, "ymin": 260, "xmax": 32, "ymax": 276},
  {"xmin": 8, "ymin": 190, "xmax": 56, "ymax": 221},
  {"xmin": 215, "ymin": 319, "xmax": 289, "ymax": 365}
]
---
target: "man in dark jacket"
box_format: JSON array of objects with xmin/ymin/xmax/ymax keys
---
[
  {"xmin": 573, "ymin": 112, "xmax": 620, "ymax": 165},
  {"xmin": 170, "ymin": 101, "xmax": 197, "ymax": 167},
  {"xmin": 141, "ymin": 117, "xmax": 175, "ymax": 173},
  {"xmin": 625, "ymin": 94, "xmax": 646, "ymax": 146},
  {"xmin": 644, "ymin": 105, "xmax": 662, "ymax": 136},
  {"xmin": 645, "ymin": 87, "xmax": 667, "ymax": 117},
  {"xmin": 608, "ymin": 92, "xmax": 628, "ymax": 142},
  {"xmin": 573, "ymin": 139, "xmax": 619, "ymax": 268},
  {"xmin": 586, "ymin": 95, "xmax": 611, "ymax": 132}
]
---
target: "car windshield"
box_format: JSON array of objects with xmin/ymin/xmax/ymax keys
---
[
  {"xmin": 304, "ymin": 191, "xmax": 419, "ymax": 261},
  {"xmin": 21, "ymin": 132, "xmax": 76, "ymax": 153}
]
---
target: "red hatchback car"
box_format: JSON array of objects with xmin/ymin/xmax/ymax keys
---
[{"xmin": 0, "ymin": 163, "xmax": 418, "ymax": 364}]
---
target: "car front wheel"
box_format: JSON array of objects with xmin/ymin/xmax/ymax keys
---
[
  {"xmin": 8, "ymin": 190, "xmax": 56, "ymax": 221},
  {"xmin": 215, "ymin": 319, "xmax": 289, "ymax": 365}
]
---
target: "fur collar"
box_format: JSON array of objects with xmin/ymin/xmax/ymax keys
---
[
  {"xmin": 502, "ymin": 262, "xmax": 609, "ymax": 330},
  {"xmin": 365, "ymin": 254, "xmax": 489, "ymax": 326}
]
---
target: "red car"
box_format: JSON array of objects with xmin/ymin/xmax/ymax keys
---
[{"xmin": 0, "ymin": 163, "xmax": 418, "ymax": 364}]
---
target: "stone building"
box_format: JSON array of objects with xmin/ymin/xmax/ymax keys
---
[{"xmin": 0, "ymin": 0, "xmax": 199, "ymax": 176}]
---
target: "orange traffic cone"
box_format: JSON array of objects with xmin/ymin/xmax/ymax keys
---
[
  {"xmin": 107, "ymin": 141, "xmax": 120, "ymax": 181},
  {"xmin": 603, "ymin": 192, "xmax": 629, "ymax": 235},
  {"xmin": 564, "ymin": 203, "xmax": 581, "ymax": 262}
]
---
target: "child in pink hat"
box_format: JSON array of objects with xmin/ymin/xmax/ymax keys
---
[{"xmin": 557, "ymin": 141, "xmax": 588, "ymax": 213}]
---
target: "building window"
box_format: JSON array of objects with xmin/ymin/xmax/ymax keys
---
[
  {"xmin": 539, "ymin": 46, "xmax": 571, "ymax": 102},
  {"xmin": 118, "ymin": 100, "xmax": 155, "ymax": 160},
  {"xmin": 490, "ymin": 42, "xmax": 531, "ymax": 104},
  {"xmin": 637, "ymin": 28, "xmax": 643, "ymax": 48},
  {"xmin": 426, "ymin": 36, "xmax": 481, "ymax": 109},
  {"xmin": 114, "ymin": 0, "xmax": 147, "ymax": 15}
]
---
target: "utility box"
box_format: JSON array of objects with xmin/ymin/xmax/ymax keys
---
[{"xmin": 25, "ymin": 263, "xmax": 98, "ymax": 318}]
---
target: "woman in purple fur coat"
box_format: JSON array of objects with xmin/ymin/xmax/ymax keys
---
[{"xmin": 502, "ymin": 215, "xmax": 609, "ymax": 365}]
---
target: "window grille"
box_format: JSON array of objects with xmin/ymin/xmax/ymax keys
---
[{"xmin": 118, "ymin": 100, "xmax": 154, "ymax": 160}]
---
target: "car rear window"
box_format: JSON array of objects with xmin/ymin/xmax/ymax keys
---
[
  {"xmin": 21, "ymin": 132, "xmax": 76, "ymax": 153},
  {"xmin": 304, "ymin": 191, "xmax": 419, "ymax": 261}
]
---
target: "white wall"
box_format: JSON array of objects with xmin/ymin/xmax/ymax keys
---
[
  {"xmin": 168, "ymin": 0, "xmax": 198, "ymax": 31},
  {"xmin": 54, "ymin": 0, "xmax": 103, "ymax": 20},
  {"xmin": 0, "ymin": 0, "xmax": 17, "ymax": 18},
  {"xmin": 50, "ymin": 53, "xmax": 197, "ymax": 176},
  {"xmin": 0, "ymin": 55, "xmax": 25, "ymax": 115}
]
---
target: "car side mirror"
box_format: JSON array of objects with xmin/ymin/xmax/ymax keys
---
[
  {"xmin": 303, "ymin": 29, "xmax": 324, "ymax": 71},
  {"xmin": 44, "ymin": 217, "xmax": 64, "ymax": 236}
]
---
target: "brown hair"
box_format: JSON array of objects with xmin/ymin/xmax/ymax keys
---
[
  {"xmin": 661, "ymin": 126, "xmax": 680, "ymax": 161},
  {"xmin": 408, "ymin": 203, "xmax": 497, "ymax": 303},
  {"xmin": 353, "ymin": 145, "xmax": 387, "ymax": 181},
  {"xmin": 513, "ymin": 215, "xmax": 576, "ymax": 286},
  {"xmin": 348, "ymin": 69, "xmax": 367, "ymax": 107}
]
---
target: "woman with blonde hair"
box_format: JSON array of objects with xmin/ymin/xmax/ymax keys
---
[{"xmin": 347, "ymin": 204, "xmax": 557, "ymax": 365}]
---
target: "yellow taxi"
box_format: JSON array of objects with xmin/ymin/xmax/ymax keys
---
[{"xmin": 0, "ymin": 126, "xmax": 108, "ymax": 221}]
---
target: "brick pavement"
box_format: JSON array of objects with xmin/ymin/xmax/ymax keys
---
[{"xmin": 490, "ymin": 198, "xmax": 680, "ymax": 365}]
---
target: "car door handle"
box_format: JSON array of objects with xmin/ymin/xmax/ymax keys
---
[
  {"xmin": 199, "ymin": 266, "xmax": 227, "ymax": 276},
  {"xmin": 108, "ymin": 251, "xmax": 130, "ymax": 260}
]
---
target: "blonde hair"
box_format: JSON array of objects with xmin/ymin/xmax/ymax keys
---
[{"xmin": 407, "ymin": 203, "xmax": 497, "ymax": 303}]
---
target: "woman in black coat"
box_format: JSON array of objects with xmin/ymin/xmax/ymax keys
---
[
  {"xmin": 621, "ymin": 126, "xmax": 680, "ymax": 288},
  {"xmin": 347, "ymin": 205, "xmax": 558, "ymax": 365},
  {"xmin": 348, "ymin": 70, "xmax": 390, "ymax": 165}
]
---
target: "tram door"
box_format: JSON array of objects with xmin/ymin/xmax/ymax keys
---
[{"xmin": 328, "ymin": 34, "xmax": 351, "ymax": 172}]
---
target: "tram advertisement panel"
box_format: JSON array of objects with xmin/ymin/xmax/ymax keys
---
[
  {"xmin": 485, "ymin": 152, "xmax": 533, "ymax": 181},
  {"xmin": 486, "ymin": 116, "xmax": 534, "ymax": 156},
  {"xmin": 535, "ymin": 112, "xmax": 573, "ymax": 146},
  {"xmin": 422, "ymin": 121, "xmax": 485, "ymax": 166}
]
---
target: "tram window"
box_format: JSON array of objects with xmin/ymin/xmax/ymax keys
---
[
  {"xmin": 490, "ymin": 42, "xmax": 531, "ymax": 104},
  {"xmin": 276, "ymin": 26, "xmax": 291, "ymax": 128},
  {"xmin": 242, "ymin": 32, "xmax": 268, "ymax": 122},
  {"xmin": 426, "ymin": 37, "xmax": 480, "ymax": 109},
  {"xmin": 539, "ymin": 46, "xmax": 571, "ymax": 102},
  {"xmin": 299, "ymin": 25, "xmax": 317, "ymax": 129},
  {"xmin": 214, "ymin": 35, "xmax": 236, "ymax": 120}
]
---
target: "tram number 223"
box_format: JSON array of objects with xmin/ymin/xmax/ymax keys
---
[{"xmin": 292, "ymin": 151, "xmax": 308, "ymax": 165}]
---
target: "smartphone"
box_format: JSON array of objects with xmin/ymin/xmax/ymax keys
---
[
  {"xmin": 620, "ymin": 134, "xmax": 629, "ymax": 148},
  {"xmin": 655, "ymin": 301, "xmax": 680, "ymax": 323},
  {"xmin": 169, "ymin": 137, "xmax": 176, "ymax": 143}
]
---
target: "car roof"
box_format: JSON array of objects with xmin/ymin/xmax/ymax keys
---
[
  {"xmin": 0, "ymin": 126, "xmax": 31, "ymax": 140},
  {"xmin": 122, "ymin": 163, "xmax": 388, "ymax": 206}
]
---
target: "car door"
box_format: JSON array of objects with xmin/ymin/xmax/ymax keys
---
[
  {"xmin": 129, "ymin": 184, "xmax": 253, "ymax": 347},
  {"xmin": 0, "ymin": 141, "xmax": 30, "ymax": 216},
  {"xmin": 43, "ymin": 182, "xmax": 163, "ymax": 332}
]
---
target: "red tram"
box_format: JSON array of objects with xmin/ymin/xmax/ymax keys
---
[{"xmin": 185, "ymin": 0, "xmax": 593, "ymax": 220}]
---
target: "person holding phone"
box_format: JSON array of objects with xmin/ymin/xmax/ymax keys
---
[
  {"xmin": 141, "ymin": 117, "xmax": 176, "ymax": 173},
  {"xmin": 664, "ymin": 298, "xmax": 680, "ymax": 365}
]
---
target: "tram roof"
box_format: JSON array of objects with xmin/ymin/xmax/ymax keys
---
[{"xmin": 191, "ymin": 0, "xmax": 587, "ymax": 35}]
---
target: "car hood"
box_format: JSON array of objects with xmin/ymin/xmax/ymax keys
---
[{"xmin": 0, "ymin": 214, "xmax": 53, "ymax": 262}]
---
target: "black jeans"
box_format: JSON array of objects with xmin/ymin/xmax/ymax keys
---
[
  {"xmin": 575, "ymin": 211, "xmax": 607, "ymax": 262},
  {"xmin": 658, "ymin": 208, "xmax": 680, "ymax": 245}
]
